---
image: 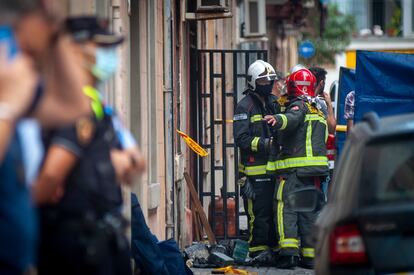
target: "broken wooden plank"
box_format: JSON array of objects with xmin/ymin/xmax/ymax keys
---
[
  {"xmin": 184, "ymin": 172, "xmax": 217, "ymax": 244},
  {"xmin": 192, "ymin": 209, "xmax": 202, "ymax": 241}
]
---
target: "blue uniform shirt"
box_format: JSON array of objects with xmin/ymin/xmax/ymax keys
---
[
  {"xmin": 0, "ymin": 133, "xmax": 37, "ymax": 272},
  {"xmin": 18, "ymin": 119, "xmax": 44, "ymax": 185},
  {"xmin": 104, "ymin": 105, "xmax": 137, "ymax": 149}
]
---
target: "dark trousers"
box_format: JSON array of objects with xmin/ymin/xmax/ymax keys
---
[
  {"xmin": 38, "ymin": 216, "xmax": 131, "ymax": 275},
  {"xmin": 244, "ymin": 176, "xmax": 277, "ymax": 256},
  {"xmin": 274, "ymin": 173, "xmax": 320, "ymax": 259},
  {"xmin": 0, "ymin": 260, "xmax": 22, "ymax": 275}
]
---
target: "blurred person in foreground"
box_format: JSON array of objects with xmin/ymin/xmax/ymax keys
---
[
  {"xmin": 0, "ymin": 0, "xmax": 92, "ymax": 274},
  {"xmin": 309, "ymin": 67, "xmax": 336, "ymax": 134},
  {"xmin": 0, "ymin": 0, "xmax": 91, "ymax": 155},
  {"xmin": 32, "ymin": 17, "xmax": 145, "ymax": 275}
]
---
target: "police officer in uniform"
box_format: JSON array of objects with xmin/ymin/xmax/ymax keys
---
[
  {"xmin": 233, "ymin": 60, "xmax": 280, "ymax": 265},
  {"xmin": 32, "ymin": 18, "xmax": 131, "ymax": 275},
  {"xmin": 264, "ymin": 68, "xmax": 328, "ymax": 269}
]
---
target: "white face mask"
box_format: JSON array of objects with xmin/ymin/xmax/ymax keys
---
[{"xmin": 91, "ymin": 47, "xmax": 119, "ymax": 81}]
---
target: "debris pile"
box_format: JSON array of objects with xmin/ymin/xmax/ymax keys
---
[{"xmin": 183, "ymin": 239, "xmax": 249, "ymax": 269}]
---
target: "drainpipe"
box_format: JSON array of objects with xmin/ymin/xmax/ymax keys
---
[
  {"xmin": 164, "ymin": 0, "xmax": 175, "ymax": 240},
  {"xmin": 111, "ymin": 0, "xmax": 132, "ymax": 242}
]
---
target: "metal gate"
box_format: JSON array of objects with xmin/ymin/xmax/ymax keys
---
[{"xmin": 195, "ymin": 49, "xmax": 268, "ymax": 240}]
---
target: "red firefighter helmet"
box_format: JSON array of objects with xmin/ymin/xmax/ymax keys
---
[{"xmin": 286, "ymin": 68, "xmax": 317, "ymax": 97}]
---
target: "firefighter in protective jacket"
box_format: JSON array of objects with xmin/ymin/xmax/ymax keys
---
[
  {"xmin": 264, "ymin": 68, "xmax": 329, "ymax": 269},
  {"xmin": 233, "ymin": 60, "xmax": 280, "ymax": 265}
]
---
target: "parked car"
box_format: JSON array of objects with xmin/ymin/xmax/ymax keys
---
[{"xmin": 314, "ymin": 112, "xmax": 414, "ymax": 275}]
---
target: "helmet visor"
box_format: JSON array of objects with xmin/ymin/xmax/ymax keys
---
[
  {"xmin": 256, "ymin": 76, "xmax": 275, "ymax": 85},
  {"xmin": 256, "ymin": 73, "xmax": 277, "ymax": 83}
]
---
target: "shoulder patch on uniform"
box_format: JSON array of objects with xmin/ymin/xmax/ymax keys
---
[
  {"xmin": 305, "ymin": 102, "xmax": 324, "ymax": 116},
  {"xmin": 76, "ymin": 117, "xmax": 95, "ymax": 145},
  {"xmin": 277, "ymin": 95, "xmax": 289, "ymax": 106},
  {"xmin": 233, "ymin": 113, "xmax": 248, "ymax": 121}
]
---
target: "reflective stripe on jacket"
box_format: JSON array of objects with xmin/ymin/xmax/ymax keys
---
[
  {"xmin": 233, "ymin": 91, "xmax": 280, "ymax": 176},
  {"xmin": 267, "ymin": 98, "xmax": 329, "ymax": 177}
]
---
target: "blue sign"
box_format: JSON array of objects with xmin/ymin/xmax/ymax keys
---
[{"xmin": 298, "ymin": 41, "xmax": 315, "ymax": 59}]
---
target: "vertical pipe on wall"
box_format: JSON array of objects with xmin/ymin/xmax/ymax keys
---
[
  {"xmin": 164, "ymin": 0, "xmax": 175, "ymax": 240},
  {"xmin": 111, "ymin": 0, "xmax": 132, "ymax": 241}
]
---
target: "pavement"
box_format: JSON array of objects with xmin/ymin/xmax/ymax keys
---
[{"xmin": 191, "ymin": 267, "xmax": 314, "ymax": 275}]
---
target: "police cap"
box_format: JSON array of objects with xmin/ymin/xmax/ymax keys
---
[{"xmin": 65, "ymin": 16, "xmax": 124, "ymax": 46}]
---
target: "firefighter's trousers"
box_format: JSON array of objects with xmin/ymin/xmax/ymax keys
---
[
  {"xmin": 243, "ymin": 176, "xmax": 277, "ymax": 256},
  {"xmin": 274, "ymin": 173, "xmax": 320, "ymax": 261}
]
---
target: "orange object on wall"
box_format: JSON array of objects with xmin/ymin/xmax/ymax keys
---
[{"xmin": 209, "ymin": 196, "xmax": 237, "ymax": 238}]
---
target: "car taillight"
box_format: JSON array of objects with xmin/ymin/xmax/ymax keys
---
[
  {"xmin": 327, "ymin": 149, "xmax": 336, "ymax": 161},
  {"xmin": 326, "ymin": 134, "xmax": 336, "ymax": 161},
  {"xmin": 329, "ymin": 224, "xmax": 367, "ymax": 265}
]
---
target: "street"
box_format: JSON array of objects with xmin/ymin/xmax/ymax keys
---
[{"xmin": 192, "ymin": 267, "xmax": 314, "ymax": 275}]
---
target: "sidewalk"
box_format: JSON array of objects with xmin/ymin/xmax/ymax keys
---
[{"xmin": 191, "ymin": 267, "xmax": 314, "ymax": 275}]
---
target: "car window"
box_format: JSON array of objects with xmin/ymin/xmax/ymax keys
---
[{"xmin": 360, "ymin": 135, "xmax": 414, "ymax": 205}]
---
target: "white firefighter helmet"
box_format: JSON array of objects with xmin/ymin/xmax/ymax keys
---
[
  {"xmin": 247, "ymin": 60, "xmax": 277, "ymax": 91},
  {"xmin": 290, "ymin": 64, "xmax": 307, "ymax": 74}
]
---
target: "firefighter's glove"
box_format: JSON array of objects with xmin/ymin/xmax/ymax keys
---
[{"xmin": 238, "ymin": 177, "xmax": 255, "ymax": 200}]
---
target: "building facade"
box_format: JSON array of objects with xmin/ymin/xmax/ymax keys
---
[{"xmin": 332, "ymin": 0, "xmax": 414, "ymax": 69}]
